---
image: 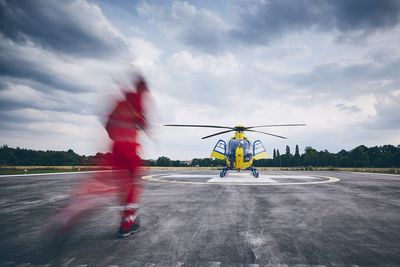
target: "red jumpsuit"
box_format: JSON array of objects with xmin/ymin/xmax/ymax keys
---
[
  {"xmin": 105, "ymin": 87, "xmax": 148, "ymax": 233},
  {"xmin": 48, "ymin": 79, "xmax": 149, "ymax": 237}
]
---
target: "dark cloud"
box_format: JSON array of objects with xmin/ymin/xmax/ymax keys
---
[
  {"xmin": 335, "ymin": 103, "xmax": 362, "ymax": 113},
  {"xmin": 0, "ymin": 107, "xmax": 47, "ymax": 134},
  {"xmin": 0, "ymin": 90, "xmax": 96, "ymax": 138},
  {"xmin": 332, "ymin": 0, "xmax": 400, "ymax": 32},
  {"xmin": 230, "ymin": 0, "xmax": 400, "ymax": 46},
  {"xmin": 0, "ymin": 110, "xmax": 36, "ymax": 128},
  {"xmin": 0, "ymin": 0, "xmax": 124, "ymax": 128},
  {"xmin": 138, "ymin": 1, "xmax": 400, "ymax": 53},
  {"xmin": 0, "ymin": 42, "xmax": 88, "ymax": 93},
  {"xmin": 230, "ymin": 0, "xmax": 327, "ymax": 45},
  {"xmin": 0, "ymin": 78, "xmax": 96, "ymax": 115},
  {"xmin": 0, "ymin": 94, "xmax": 76, "ymax": 114},
  {"xmin": 0, "ymin": 98, "xmax": 27, "ymax": 112},
  {"xmin": 287, "ymin": 58, "xmax": 400, "ymax": 95},
  {"xmin": 0, "ymin": 0, "xmax": 126, "ymax": 58}
]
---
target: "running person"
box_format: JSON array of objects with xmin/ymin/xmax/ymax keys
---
[{"xmin": 105, "ymin": 76, "xmax": 149, "ymax": 237}]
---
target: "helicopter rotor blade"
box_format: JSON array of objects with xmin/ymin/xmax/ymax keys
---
[
  {"xmin": 245, "ymin": 124, "xmax": 306, "ymax": 130},
  {"xmin": 246, "ymin": 129, "xmax": 287, "ymax": 139},
  {"xmin": 201, "ymin": 130, "xmax": 235, "ymax": 139},
  {"xmin": 164, "ymin": 124, "xmax": 235, "ymax": 130},
  {"xmin": 164, "ymin": 123, "xmax": 303, "ymax": 139}
]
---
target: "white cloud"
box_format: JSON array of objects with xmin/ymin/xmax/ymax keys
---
[
  {"xmin": 128, "ymin": 37, "xmax": 163, "ymax": 74},
  {"xmin": 168, "ymin": 50, "xmax": 239, "ymax": 76}
]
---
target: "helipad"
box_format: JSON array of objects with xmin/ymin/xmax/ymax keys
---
[{"xmin": 142, "ymin": 172, "xmax": 340, "ymax": 185}]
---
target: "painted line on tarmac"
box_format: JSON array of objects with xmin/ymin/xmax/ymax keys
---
[
  {"xmin": 142, "ymin": 174, "xmax": 340, "ymax": 186},
  {"xmin": 163, "ymin": 174, "xmax": 216, "ymax": 178},
  {"xmin": 346, "ymin": 171, "xmax": 400, "ymax": 177},
  {"xmin": 208, "ymin": 175, "xmax": 278, "ymax": 183}
]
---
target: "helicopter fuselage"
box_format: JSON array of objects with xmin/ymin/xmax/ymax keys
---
[
  {"xmin": 210, "ymin": 129, "xmax": 268, "ymax": 177},
  {"xmin": 226, "ymin": 132, "xmax": 253, "ymax": 171}
]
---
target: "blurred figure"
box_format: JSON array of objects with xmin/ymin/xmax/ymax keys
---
[
  {"xmin": 47, "ymin": 74, "xmax": 150, "ymax": 238},
  {"xmin": 105, "ymin": 75, "xmax": 149, "ymax": 237}
]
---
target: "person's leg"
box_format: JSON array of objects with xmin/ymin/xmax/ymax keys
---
[
  {"xmin": 118, "ymin": 148, "xmax": 143, "ymax": 237},
  {"xmin": 118, "ymin": 184, "xmax": 141, "ymax": 236}
]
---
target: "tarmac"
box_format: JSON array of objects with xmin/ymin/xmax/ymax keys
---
[{"xmin": 0, "ymin": 170, "xmax": 400, "ymax": 266}]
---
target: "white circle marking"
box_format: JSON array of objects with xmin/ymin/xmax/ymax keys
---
[{"xmin": 142, "ymin": 173, "xmax": 340, "ymax": 186}]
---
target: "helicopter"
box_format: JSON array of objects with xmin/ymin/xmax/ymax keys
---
[{"xmin": 164, "ymin": 124, "xmax": 306, "ymax": 178}]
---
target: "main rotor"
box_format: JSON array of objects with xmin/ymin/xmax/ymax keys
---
[{"xmin": 164, "ymin": 123, "xmax": 306, "ymax": 139}]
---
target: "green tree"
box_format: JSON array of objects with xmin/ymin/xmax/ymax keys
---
[
  {"xmin": 284, "ymin": 145, "xmax": 292, "ymax": 166},
  {"xmin": 349, "ymin": 145, "xmax": 369, "ymax": 167},
  {"xmin": 276, "ymin": 149, "xmax": 281, "ymax": 167},
  {"xmin": 293, "ymin": 145, "xmax": 301, "ymax": 166},
  {"xmin": 156, "ymin": 156, "xmax": 171, "ymax": 166},
  {"xmin": 303, "ymin": 146, "xmax": 318, "ymax": 166}
]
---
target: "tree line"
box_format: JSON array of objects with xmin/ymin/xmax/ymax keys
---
[
  {"xmin": 253, "ymin": 145, "xmax": 400, "ymax": 168},
  {"xmin": 144, "ymin": 156, "xmax": 225, "ymax": 167},
  {"xmin": 0, "ymin": 145, "xmax": 111, "ymax": 166},
  {"xmin": 1, "ymin": 144, "xmax": 399, "ymax": 167}
]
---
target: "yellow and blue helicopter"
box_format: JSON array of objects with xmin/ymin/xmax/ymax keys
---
[{"xmin": 165, "ymin": 124, "xmax": 305, "ymax": 178}]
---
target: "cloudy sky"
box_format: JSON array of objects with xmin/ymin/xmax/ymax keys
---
[{"xmin": 1, "ymin": 0, "xmax": 400, "ymax": 160}]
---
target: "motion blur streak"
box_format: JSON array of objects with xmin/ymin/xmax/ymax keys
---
[{"xmin": 47, "ymin": 74, "xmax": 151, "ymax": 237}]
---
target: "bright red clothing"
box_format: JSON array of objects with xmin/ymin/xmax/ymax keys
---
[
  {"xmin": 48, "ymin": 78, "xmax": 150, "ymax": 236},
  {"xmin": 106, "ymin": 91, "xmax": 147, "ymax": 143},
  {"xmin": 104, "ymin": 88, "xmax": 148, "ymax": 231}
]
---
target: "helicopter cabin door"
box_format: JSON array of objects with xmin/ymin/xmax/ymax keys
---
[
  {"xmin": 253, "ymin": 140, "xmax": 268, "ymax": 160},
  {"xmin": 210, "ymin": 140, "xmax": 226, "ymax": 160}
]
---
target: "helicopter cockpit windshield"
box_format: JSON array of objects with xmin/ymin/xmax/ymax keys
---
[{"xmin": 228, "ymin": 139, "xmax": 251, "ymax": 160}]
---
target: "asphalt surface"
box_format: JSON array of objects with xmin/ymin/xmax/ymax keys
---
[{"xmin": 0, "ymin": 170, "xmax": 400, "ymax": 266}]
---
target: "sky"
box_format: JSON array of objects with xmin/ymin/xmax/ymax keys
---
[{"xmin": 1, "ymin": 0, "xmax": 400, "ymax": 160}]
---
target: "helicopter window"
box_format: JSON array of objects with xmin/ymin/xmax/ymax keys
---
[
  {"xmin": 228, "ymin": 139, "xmax": 251, "ymax": 155},
  {"xmin": 228, "ymin": 140, "xmax": 238, "ymax": 154},
  {"xmin": 253, "ymin": 140, "xmax": 266, "ymax": 155},
  {"xmin": 213, "ymin": 140, "xmax": 226, "ymax": 155},
  {"xmin": 241, "ymin": 140, "xmax": 250, "ymax": 153}
]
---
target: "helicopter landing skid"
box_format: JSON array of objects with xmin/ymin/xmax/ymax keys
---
[
  {"xmin": 220, "ymin": 167, "xmax": 259, "ymax": 178},
  {"xmin": 249, "ymin": 167, "xmax": 259, "ymax": 178},
  {"xmin": 220, "ymin": 167, "xmax": 228, "ymax": 177}
]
